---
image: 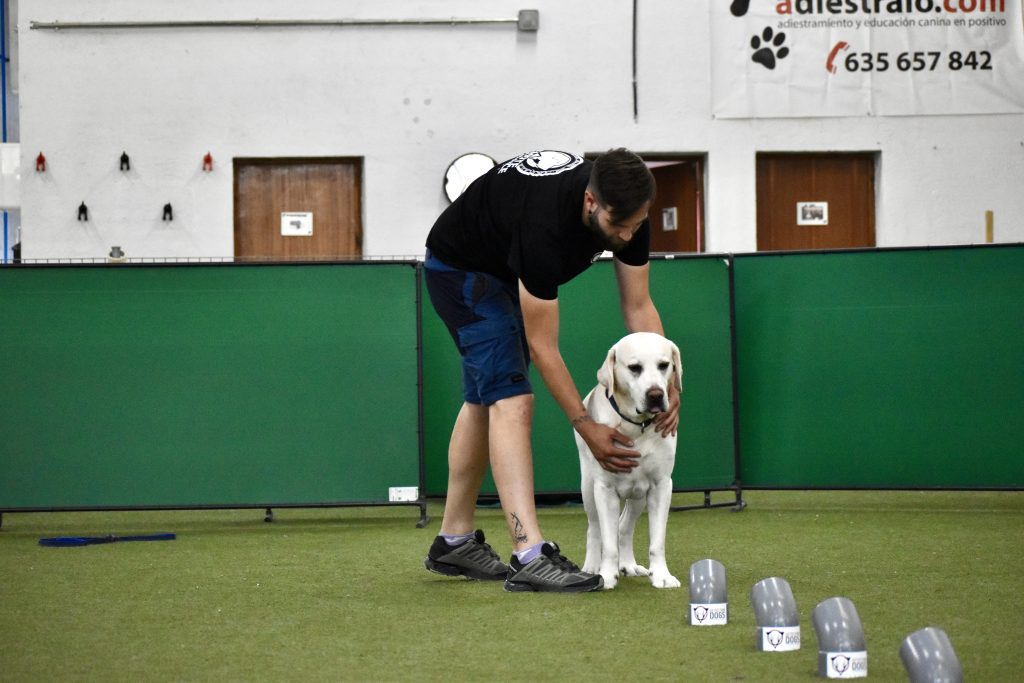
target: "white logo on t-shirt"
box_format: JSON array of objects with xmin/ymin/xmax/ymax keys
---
[{"xmin": 498, "ymin": 150, "xmax": 584, "ymax": 177}]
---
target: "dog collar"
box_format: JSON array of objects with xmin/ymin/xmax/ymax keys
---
[{"xmin": 605, "ymin": 390, "xmax": 655, "ymax": 433}]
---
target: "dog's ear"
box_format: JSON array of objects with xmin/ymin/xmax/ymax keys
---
[
  {"xmin": 597, "ymin": 346, "xmax": 616, "ymax": 394},
  {"xmin": 670, "ymin": 341, "xmax": 683, "ymax": 392}
]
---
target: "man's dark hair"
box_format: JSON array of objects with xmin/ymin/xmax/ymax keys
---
[{"xmin": 588, "ymin": 148, "xmax": 656, "ymax": 223}]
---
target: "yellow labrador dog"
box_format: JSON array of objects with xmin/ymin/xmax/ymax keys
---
[{"xmin": 576, "ymin": 332, "xmax": 682, "ymax": 590}]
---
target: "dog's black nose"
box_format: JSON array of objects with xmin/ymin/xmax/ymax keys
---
[{"xmin": 646, "ymin": 388, "xmax": 665, "ymax": 412}]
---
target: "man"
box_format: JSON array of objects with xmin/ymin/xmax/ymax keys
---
[{"xmin": 423, "ymin": 148, "xmax": 680, "ymax": 593}]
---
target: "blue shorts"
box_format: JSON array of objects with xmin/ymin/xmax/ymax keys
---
[{"xmin": 424, "ymin": 250, "xmax": 533, "ymax": 406}]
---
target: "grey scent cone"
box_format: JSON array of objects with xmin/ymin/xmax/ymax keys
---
[
  {"xmin": 900, "ymin": 627, "xmax": 963, "ymax": 683},
  {"xmin": 813, "ymin": 597, "xmax": 867, "ymax": 678},
  {"xmin": 752, "ymin": 577, "xmax": 799, "ymax": 626},
  {"xmin": 688, "ymin": 559, "xmax": 727, "ymax": 626},
  {"xmin": 751, "ymin": 577, "xmax": 800, "ymax": 651}
]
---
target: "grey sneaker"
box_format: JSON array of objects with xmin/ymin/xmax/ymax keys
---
[
  {"xmin": 503, "ymin": 541, "xmax": 604, "ymax": 593},
  {"xmin": 424, "ymin": 530, "xmax": 508, "ymax": 581}
]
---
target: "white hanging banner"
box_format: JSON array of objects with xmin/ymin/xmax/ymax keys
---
[{"xmin": 710, "ymin": 0, "xmax": 1024, "ymax": 118}]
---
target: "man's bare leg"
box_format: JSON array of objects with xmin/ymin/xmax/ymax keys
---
[
  {"xmin": 426, "ymin": 401, "xmax": 508, "ymax": 582},
  {"xmin": 439, "ymin": 402, "xmax": 490, "ymax": 536},
  {"xmin": 488, "ymin": 394, "xmax": 543, "ymax": 551}
]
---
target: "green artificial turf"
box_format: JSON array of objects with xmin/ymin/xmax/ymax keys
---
[{"xmin": 1, "ymin": 490, "xmax": 1021, "ymax": 681}]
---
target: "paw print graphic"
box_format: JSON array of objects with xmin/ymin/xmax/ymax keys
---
[{"xmin": 751, "ymin": 27, "xmax": 789, "ymax": 70}]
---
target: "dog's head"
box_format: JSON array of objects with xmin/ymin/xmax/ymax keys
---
[{"xmin": 597, "ymin": 332, "xmax": 682, "ymax": 417}]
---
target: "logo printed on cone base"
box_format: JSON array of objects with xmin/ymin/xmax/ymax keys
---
[
  {"xmin": 690, "ymin": 602, "xmax": 728, "ymax": 626},
  {"xmin": 824, "ymin": 651, "xmax": 868, "ymax": 678},
  {"xmin": 759, "ymin": 625, "xmax": 801, "ymax": 651}
]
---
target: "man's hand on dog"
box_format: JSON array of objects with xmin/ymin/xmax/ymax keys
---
[{"xmin": 575, "ymin": 418, "xmax": 641, "ymax": 473}]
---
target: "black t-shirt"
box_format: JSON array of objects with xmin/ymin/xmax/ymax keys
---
[{"xmin": 426, "ymin": 150, "xmax": 650, "ymax": 300}]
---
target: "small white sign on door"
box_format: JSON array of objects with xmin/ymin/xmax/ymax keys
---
[
  {"xmin": 797, "ymin": 202, "xmax": 828, "ymax": 226},
  {"xmin": 662, "ymin": 206, "xmax": 678, "ymax": 232},
  {"xmin": 281, "ymin": 212, "xmax": 313, "ymax": 236}
]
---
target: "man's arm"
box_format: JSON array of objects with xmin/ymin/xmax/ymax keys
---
[
  {"xmin": 614, "ymin": 259, "xmax": 680, "ymax": 437},
  {"xmin": 614, "ymin": 259, "xmax": 663, "ymax": 335},
  {"xmin": 518, "ymin": 281, "xmax": 641, "ymax": 473}
]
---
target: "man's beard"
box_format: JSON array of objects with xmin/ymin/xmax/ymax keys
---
[{"xmin": 586, "ymin": 209, "xmax": 628, "ymax": 253}]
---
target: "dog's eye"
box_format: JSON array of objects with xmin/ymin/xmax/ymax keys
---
[
  {"xmin": 658, "ymin": 362, "xmax": 670, "ymax": 372},
  {"xmin": 627, "ymin": 363, "xmax": 642, "ymax": 375}
]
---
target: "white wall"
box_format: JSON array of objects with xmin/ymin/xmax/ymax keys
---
[{"xmin": 16, "ymin": 0, "xmax": 1024, "ymax": 260}]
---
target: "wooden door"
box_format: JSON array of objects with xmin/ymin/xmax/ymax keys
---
[
  {"xmin": 234, "ymin": 158, "xmax": 363, "ymax": 261},
  {"xmin": 648, "ymin": 158, "xmax": 705, "ymax": 253},
  {"xmin": 756, "ymin": 153, "xmax": 875, "ymax": 251}
]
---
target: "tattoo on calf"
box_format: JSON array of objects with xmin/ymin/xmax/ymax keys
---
[{"xmin": 511, "ymin": 512, "xmax": 528, "ymax": 544}]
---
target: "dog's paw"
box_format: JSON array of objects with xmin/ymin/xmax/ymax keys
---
[
  {"xmin": 650, "ymin": 573, "xmax": 681, "ymax": 589},
  {"xmin": 620, "ymin": 563, "xmax": 650, "ymax": 578},
  {"xmin": 600, "ymin": 572, "xmax": 619, "ymax": 590}
]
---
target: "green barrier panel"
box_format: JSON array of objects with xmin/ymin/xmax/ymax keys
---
[
  {"xmin": 734, "ymin": 245, "xmax": 1024, "ymax": 488},
  {"xmin": 423, "ymin": 257, "xmax": 738, "ymax": 496},
  {"xmin": 0, "ymin": 263, "xmax": 423, "ymax": 511}
]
